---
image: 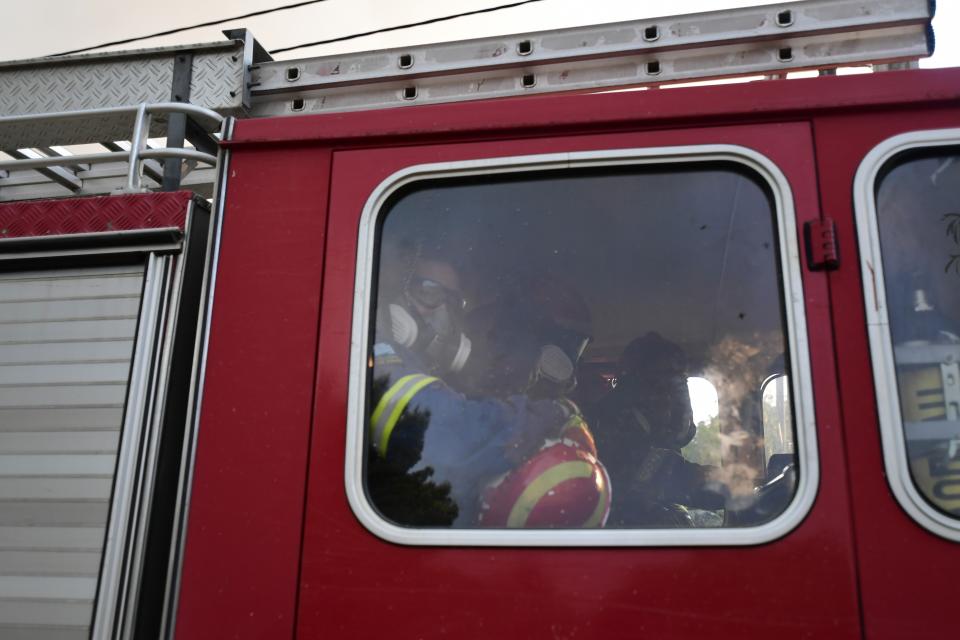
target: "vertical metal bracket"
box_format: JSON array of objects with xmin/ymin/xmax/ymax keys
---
[
  {"xmin": 804, "ymin": 217, "xmax": 840, "ymax": 271},
  {"xmin": 162, "ymin": 53, "xmax": 195, "ymax": 191},
  {"xmin": 222, "ymin": 28, "xmax": 274, "ymax": 110}
]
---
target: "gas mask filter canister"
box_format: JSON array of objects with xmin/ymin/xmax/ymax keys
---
[{"xmin": 388, "ymin": 303, "xmax": 471, "ymax": 373}]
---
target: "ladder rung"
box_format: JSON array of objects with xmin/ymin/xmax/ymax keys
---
[
  {"xmin": 250, "ymin": 0, "xmax": 934, "ymax": 104},
  {"xmin": 250, "ymin": 22, "xmax": 933, "ymax": 118}
]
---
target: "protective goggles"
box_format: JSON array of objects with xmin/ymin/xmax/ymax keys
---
[{"xmin": 407, "ymin": 276, "xmax": 467, "ymax": 310}]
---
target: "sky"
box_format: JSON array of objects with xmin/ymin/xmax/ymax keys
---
[{"xmin": 1, "ymin": 0, "xmax": 957, "ymax": 68}]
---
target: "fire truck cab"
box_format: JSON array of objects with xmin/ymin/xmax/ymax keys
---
[{"xmin": 0, "ymin": 1, "xmax": 958, "ymax": 638}]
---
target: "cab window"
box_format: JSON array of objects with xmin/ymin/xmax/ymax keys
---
[
  {"xmin": 360, "ymin": 157, "xmax": 804, "ymax": 536},
  {"xmin": 874, "ymin": 146, "xmax": 960, "ymax": 520}
]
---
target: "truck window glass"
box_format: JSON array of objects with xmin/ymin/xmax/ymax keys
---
[
  {"xmin": 365, "ymin": 162, "xmax": 798, "ymax": 530},
  {"xmin": 875, "ymin": 147, "xmax": 960, "ymax": 519},
  {"xmin": 681, "ymin": 376, "xmax": 721, "ymax": 469},
  {"xmin": 762, "ymin": 374, "xmax": 795, "ymax": 467}
]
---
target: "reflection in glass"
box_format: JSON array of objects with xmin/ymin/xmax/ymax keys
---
[
  {"xmin": 876, "ymin": 149, "xmax": 960, "ymax": 518},
  {"xmin": 762, "ymin": 374, "xmax": 794, "ymax": 467},
  {"xmin": 366, "ymin": 163, "xmax": 798, "ymax": 529}
]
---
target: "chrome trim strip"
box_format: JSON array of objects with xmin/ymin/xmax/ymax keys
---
[
  {"xmin": 853, "ymin": 127, "xmax": 960, "ymax": 542},
  {"xmin": 345, "ymin": 144, "xmax": 818, "ymax": 546},
  {"xmin": 92, "ymin": 253, "xmax": 169, "ymax": 639},
  {"xmin": 118, "ymin": 242, "xmax": 188, "ymax": 639},
  {"xmin": 161, "ymin": 116, "xmax": 236, "ymax": 639}
]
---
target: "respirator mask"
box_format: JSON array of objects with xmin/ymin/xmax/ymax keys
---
[
  {"xmin": 528, "ymin": 329, "xmax": 590, "ymax": 396},
  {"xmin": 388, "ymin": 275, "xmax": 472, "ymax": 373}
]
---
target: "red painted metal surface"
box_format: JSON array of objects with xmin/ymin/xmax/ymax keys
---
[
  {"xmin": 177, "ymin": 68, "xmax": 960, "ymax": 639},
  {"xmin": 227, "ymin": 69, "xmax": 960, "ymax": 147},
  {"xmin": 175, "ymin": 148, "xmax": 331, "ymax": 639},
  {"xmin": 296, "ymin": 123, "xmax": 858, "ymax": 640},
  {"xmin": 0, "ymin": 190, "xmax": 191, "ymax": 236},
  {"xmin": 813, "ymin": 106, "xmax": 960, "ymax": 640}
]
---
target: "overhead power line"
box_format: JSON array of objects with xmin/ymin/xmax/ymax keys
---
[
  {"xmin": 48, "ymin": 0, "xmax": 331, "ymax": 57},
  {"xmin": 269, "ymin": 0, "xmax": 547, "ymax": 55},
  {"xmin": 47, "ymin": 0, "xmax": 547, "ymax": 59}
]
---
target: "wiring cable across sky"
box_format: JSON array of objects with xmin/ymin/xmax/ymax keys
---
[
  {"xmin": 48, "ymin": 0, "xmax": 332, "ymax": 57},
  {"xmin": 46, "ymin": 0, "xmax": 547, "ymax": 59},
  {"xmin": 268, "ymin": 0, "xmax": 546, "ymax": 54}
]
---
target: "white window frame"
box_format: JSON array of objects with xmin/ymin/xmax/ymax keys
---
[
  {"xmin": 346, "ymin": 144, "xmax": 819, "ymax": 546},
  {"xmin": 854, "ymin": 127, "xmax": 960, "ymax": 542}
]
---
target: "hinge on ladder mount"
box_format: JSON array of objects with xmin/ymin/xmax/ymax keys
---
[{"xmin": 804, "ymin": 217, "xmax": 840, "ymax": 271}]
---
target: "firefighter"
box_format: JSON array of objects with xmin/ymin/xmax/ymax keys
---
[
  {"xmin": 590, "ymin": 332, "xmax": 723, "ymax": 527},
  {"xmin": 457, "ymin": 274, "xmax": 593, "ymax": 401},
  {"xmin": 367, "ymin": 243, "xmax": 586, "ymax": 527},
  {"xmin": 458, "ymin": 275, "xmax": 611, "ymax": 528}
]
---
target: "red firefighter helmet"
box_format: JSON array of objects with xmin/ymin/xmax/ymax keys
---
[{"xmin": 478, "ymin": 441, "xmax": 611, "ymax": 528}]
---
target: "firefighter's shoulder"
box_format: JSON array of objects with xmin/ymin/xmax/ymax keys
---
[{"xmin": 373, "ymin": 341, "xmax": 403, "ymax": 367}]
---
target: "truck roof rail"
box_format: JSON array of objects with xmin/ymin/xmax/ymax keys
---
[
  {"xmin": 0, "ymin": 0, "xmax": 936, "ymax": 202},
  {"xmin": 248, "ymin": 0, "xmax": 935, "ymax": 117}
]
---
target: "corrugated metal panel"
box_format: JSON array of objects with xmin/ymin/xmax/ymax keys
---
[
  {"xmin": 0, "ymin": 407, "xmax": 125, "ymax": 431},
  {"xmin": 0, "ymin": 626, "xmax": 90, "ymax": 640},
  {"xmin": 0, "ymin": 264, "xmax": 143, "ymax": 636},
  {"xmin": 0, "ymin": 502, "xmax": 111, "ymax": 527}
]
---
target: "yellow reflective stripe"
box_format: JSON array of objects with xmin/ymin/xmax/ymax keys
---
[
  {"xmin": 371, "ymin": 374, "xmax": 428, "ymax": 455},
  {"xmin": 377, "ymin": 375, "xmax": 439, "ymax": 456},
  {"xmin": 371, "ymin": 374, "xmax": 419, "ymax": 434},
  {"xmin": 583, "ymin": 465, "xmax": 610, "ymax": 528},
  {"xmin": 506, "ymin": 460, "xmax": 596, "ymax": 528}
]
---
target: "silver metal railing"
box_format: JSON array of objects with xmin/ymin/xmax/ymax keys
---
[{"xmin": 0, "ymin": 102, "xmax": 223, "ymax": 196}]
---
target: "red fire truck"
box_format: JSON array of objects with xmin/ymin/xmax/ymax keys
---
[{"xmin": 1, "ymin": 1, "xmax": 958, "ymax": 638}]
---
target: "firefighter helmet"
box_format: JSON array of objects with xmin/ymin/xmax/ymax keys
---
[{"xmin": 478, "ymin": 441, "xmax": 611, "ymax": 528}]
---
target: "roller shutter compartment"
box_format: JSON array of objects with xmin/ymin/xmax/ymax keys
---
[{"xmin": 0, "ymin": 264, "xmax": 144, "ymax": 640}]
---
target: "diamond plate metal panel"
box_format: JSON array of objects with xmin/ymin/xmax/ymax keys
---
[
  {"xmin": 0, "ymin": 58, "xmax": 175, "ymax": 149},
  {"xmin": 0, "ymin": 58, "xmax": 176, "ymax": 116},
  {"xmin": 0, "ymin": 191, "xmax": 191, "ymax": 238},
  {"xmin": 191, "ymin": 51, "xmax": 245, "ymax": 112},
  {"xmin": 0, "ymin": 43, "xmax": 245, "ymax": 149}
]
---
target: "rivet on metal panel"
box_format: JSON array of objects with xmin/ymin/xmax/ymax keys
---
[
  {"xmin": 646, "ymin": 60, "xmax": 662, "ymax": 75},
  {"xmin": 291, "ymin": 98, "xmax": 305, "ymax": 111},
  {"xmin": 286, "ymin": 67, "xmax": 301, "ymax": 82},
  {"xmin": 777, "ymin": 47, "xmax": 794, "ymax": 62},
  {"xmin": 643, "ymin": 25, "xmax": 660, "ymax": 42},
  {"xmin": 517, "ymin": 40, "xmax": 533, "ymax": 56},
  {"xmin": 402, "ymin": 86, "xmax": 418, "ymax": 100},
  {"xmin": 521, "ymin": 73, "xmax": 536, "ymax": 88},
  {"xmin": 398, "ymin": 54, "xmax": 414, "ymax": 69},
  {"xmin": 776, "ymin": 10, "xmax": 794, "ymax": 27}
]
